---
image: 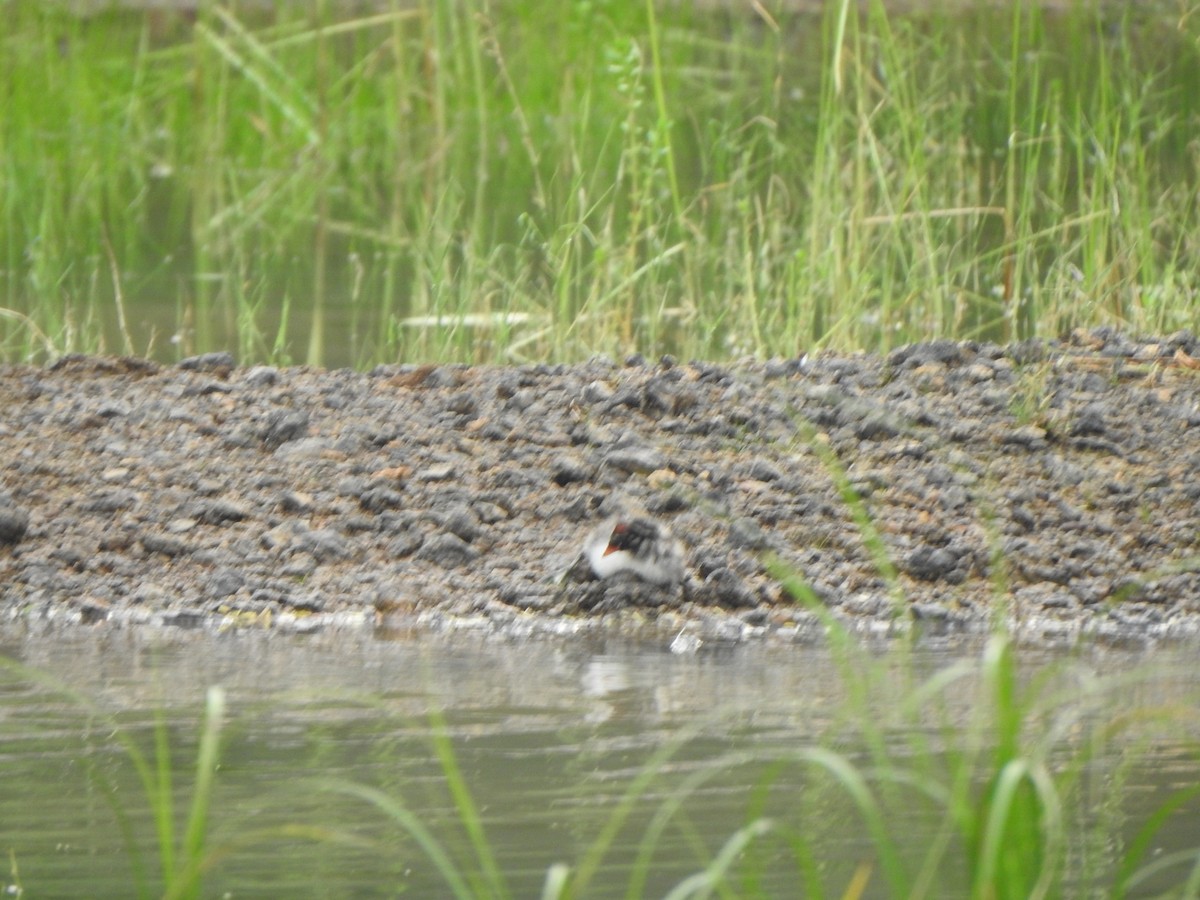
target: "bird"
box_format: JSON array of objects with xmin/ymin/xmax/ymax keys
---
[{"xmin": 582, "ymin": 517, "xmax": 686, "ymax": 586}]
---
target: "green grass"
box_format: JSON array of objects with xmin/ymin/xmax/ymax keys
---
[
  {"xmin": 342, "ymin": 633, "xmax": 1200, "ymax": 899},
  {"xmin": 3, "ymin": 632, "xmax": 1200, "ymax": 897},
  {"xmin": 1, "ymin": 0, "xmax": 1198, "ymax": 367},
  {"xmin": 0, "ymin": 657, "xmax": 227, "ymax": 899}
]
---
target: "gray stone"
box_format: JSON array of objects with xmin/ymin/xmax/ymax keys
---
[
  {"xmin": 207, "ymin": 568, "xmax": 246, "ymax": 598},
  {"xmin": 904, "ymin": 546, "xmax": 959, "ymax": 581},
  {"xmin": 260, "ymin": 410, "xmax": 309, "ymax": 447},
  {"xmin": 141, "ymin": 531, "xmax": 188, "ymax": 557},
  {"xmin": 606, "ymin": 445, "xmax": 667, "ymax": 474},
  {"xmin": 179, "ymin": 351, "xmax": 236, "ymax": 371},
  {"xmin": 296, "ymin": 528, "xmax": 351, "ymax": 562},
  {"xmin": 415, "ymin": 533, "xmax": 480, "ymax": 568},
  {"xmin": 0, "ymin": 503, "xmax": 30, "ymax": 545}
]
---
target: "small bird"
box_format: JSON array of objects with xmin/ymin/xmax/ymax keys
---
[{"xmin": 583, "ymin": 517, "xmax": 686, "ymax": 586}]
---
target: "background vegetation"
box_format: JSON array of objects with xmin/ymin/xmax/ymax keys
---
[{"xmin": 2, "ymin": 0, "xmax": 1199, "ymax": 367}]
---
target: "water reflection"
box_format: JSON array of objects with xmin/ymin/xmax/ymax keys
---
[{"xmin": 1, "ymin": 625, "xmax": 1198, "ymax": 897}]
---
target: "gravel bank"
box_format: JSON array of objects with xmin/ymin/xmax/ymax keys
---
[{"xmin": 2, "ymin": 330, "xmax": 1199, "ymax": 647}]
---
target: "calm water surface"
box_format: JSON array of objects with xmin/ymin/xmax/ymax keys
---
[{"xmin": 1, "ymin": 624, "xmax": 1198, "ymax": 897}]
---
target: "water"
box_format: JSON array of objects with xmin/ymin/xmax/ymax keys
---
[{"xmin": 1, "ymin": 625, "xmax": 1198, "ymax": 897}]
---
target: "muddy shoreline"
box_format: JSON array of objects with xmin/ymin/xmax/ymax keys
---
[{"xmin": 2, "ymin": 331, "xmax": 1198, "ymax": 648}]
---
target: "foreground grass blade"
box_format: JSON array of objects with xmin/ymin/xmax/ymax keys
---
[
  {"xmin": 426, "ymin": 705, "xmax": 510, "ymax": 900},
  {"xmin": 323, "ymin": 780, "xmax": 478, "ymax": 900}
]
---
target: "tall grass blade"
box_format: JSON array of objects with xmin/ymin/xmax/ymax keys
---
[
  {"xmin": 323, "ymin": 780, "xmax": 478, "ymax": 900},
  {"xmin": 425, "ymin": 706, "xmax": 510, "ymax": 900},
  {"xmin": 661, "ymin": 818, "xmax": 773, "ymax": 900}
]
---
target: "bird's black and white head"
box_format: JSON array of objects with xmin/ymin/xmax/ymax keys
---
[{"xmin": 583, "ymin": 516, "xmax": 685, "ymax": 586}]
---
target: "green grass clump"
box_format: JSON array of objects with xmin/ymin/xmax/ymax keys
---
[{"xmin": 1, "ymin": 0, "xmax": 1198, "ymax": 367}]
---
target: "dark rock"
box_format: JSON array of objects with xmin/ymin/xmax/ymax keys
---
[
  {"xmin": 910, "ymin": 601, "xmax": 951, "ymax": 621},
  {"xmin": 889, "ymin": 340, "xmax": 965, "ymax": 368},
  {"xmin": 242, "ymin": 366, "xmax": 279, "ymax": 387},
  {"xmin": 763, "ymin": 357, "xmax": 800, "ymax": 379},
  {"xmin": 195, "ymin": 499, "xmax": 251, "ymax": 525},
  {"xmin": 698, "ymin": 567, "xmax": 757, "ymax": 609},
  {"xmin": 728, "ymin": 517, "xmax": 771, "ymax": 551},
  {"xmin": 903, "ymin": 545, "xmax": 959, "ymax": 581},
  {"xmin": 1009, "ymin": 505, "xmax": 1036, "ymax": 532},
  {"xmin": 179, "ymin": 351, "xmax": 236, "ymax": 371},
  {"xmin": 359, "ymin": 487, "xmax": 406, "ymax": 513},
  {"xmin": 499, "ymin": 583, "xmax": 559, "ymax": 611},
  {"xmin": 96, "ymin": 400, "xmax": 131, "ymax": 418},
  {"xmin": 606, "ymin": 446, "xmax": 667, "ymax": 473},
  {"xmin": 445, "ymin": 393, "xmax": 478, "ymax": 416},
  {"xmin": 0, "ymin": 503, "xmax": 30, "ymax": 544},
  {"xmin": 51, "ymin": 547, "xmax": 93, "ymax": 573},
  {"xmin": 81, "ymin": 489, "xmax": 139, "ymax": 513},
  {"xmin": 607, "ymin": 387, "xmax": 643, "ymax": 410},
  {"xmin": 141, "ymin": 532, "xmax": 188, "ymax": 557},
  {"xmin": 574, "ymin": 573, "xmax": 680, "ymax": 611},
  {"xmin": 439, "ymin": 505, "xmax": 480, "ymax": 543},
  {"xmin": 181, "ymin": 378, "xmax": 233, "ymax": 397},
  {"xmin": 422, "ymin": 367, "xmax": 464, "ymax": 389},
  {"xmin": 280, "ymin": 491, "xmax": 315, "ymax": 513},
  {"xmin": 296, "ymin": 528, "xmax": 350, "ymax": 562},
  {"xmin": 162, "ymin": 611, "xmax": 207, "ymax": 628},
  {"xmin": 472, "ymin": 501, "xmax": 510, "ymax": 524},
  {"xmin": 504, "ymin": 389, "xmax": 535, "ymax": 412},
  {"xmin": 740, "ymin": 607, "xmax": 770, "ymax": 625},
  {"xmin": 854, "ymin": 412, "xmax": 901, "ymax": 441},
  {"xmin": 416, "ymin": 533, "xmax": 480, "ymax": 568},
  {"xmin": 385, "ymin": 528, "xmax": 425, "ymax": 558},
  {"xmin": 260, "ymin": 410, "xmax": 309, "ymax": 447},
  {"xmin": 646, "ymin": 491, "xmax": 691, "ymax": 514},
  {"xmin": 280, "ymin": 554, "xmax": 318, "ymax": 578},
  {"xmin": 207, "ymin": 568, "xmax": 245, "ymax": 598},
  {"xmin": 1071, "ymin": 404, "xmax": 1107, "ymax": 437},
  {"xmin": 582, "ymin": 381, "xmax": 614, "ymax": 404},
  {"xmin": 743, "ymin": 459, "xmax": 783, "ymax": 482},
  {"xmin": 551, "ymin": 456, "xmax": 590, "ymax": 486},
  {"xmin": 1007, "ymin": 340, "xmax": 1049, "ymax": 365},
  {"xmin": 1002, "ymin": 426, "xmax": 1048, "ymax": 449}
]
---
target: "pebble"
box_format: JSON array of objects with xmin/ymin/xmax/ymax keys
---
[
  {"xmin": 583, "ymin": 380, "xmax": 614, "ymax": 403},
  {"xmin": 207, "ymin": 568, "xmax": 246, "ymax": 598},
  {"xmin": 2, "ymin": 334, "xmax": 1199, "ymax": 644},
  {"xmin": 904, "ymin": 546, "xmax": 960, "ymax": 582},
  {"xmin": 242, "ymin": 366, "xmax": 279, "ymax": 387},
  {"xmin": 416, "ymin": 533, "xmax": 480, "ymax": 568},
  {"xmin": 82, "ymin": 489, "xmax": 139, "ymax": 513},
  {"xmin": 141, "ymin": 532, "xmax": 188, "ymax": 557},
  {"xmin": 551, "ymin": 456, "xmax": 590, "ymax": 486},
  {"xmin": 260, "ymin": 410, "xmax": 309, "ymax": 447},
  {"xmin": 699, "ymin": 568, "xmax": 758, "ymax": 609},
  {"xmin": 195, "ymin": 499, "xmax": 251, "ymax": 525},
  {"xmin": 296, "ymin": 528, "xmax": 351, "ymax": 562},
  {"xmin": 179, "ymin": 351, "xmax": 236, "ymax": 371},
  {"xmin": 439, "ymin": 505, "xmax": 481, "ymax": 543},
  {"xmin": 0, "ymin": 503, "xmax": 29, "ymax": 545},
  {"xmin": 418, "ymin": 463, "xmax": 456, "ymax": 482},
  {"xmin": 606, "ymin": 445, "xmax": 667, "ymax": 473},
  {"xmin": 359, "ymin": 487, "xmax": 406, "ymax": 512}
]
